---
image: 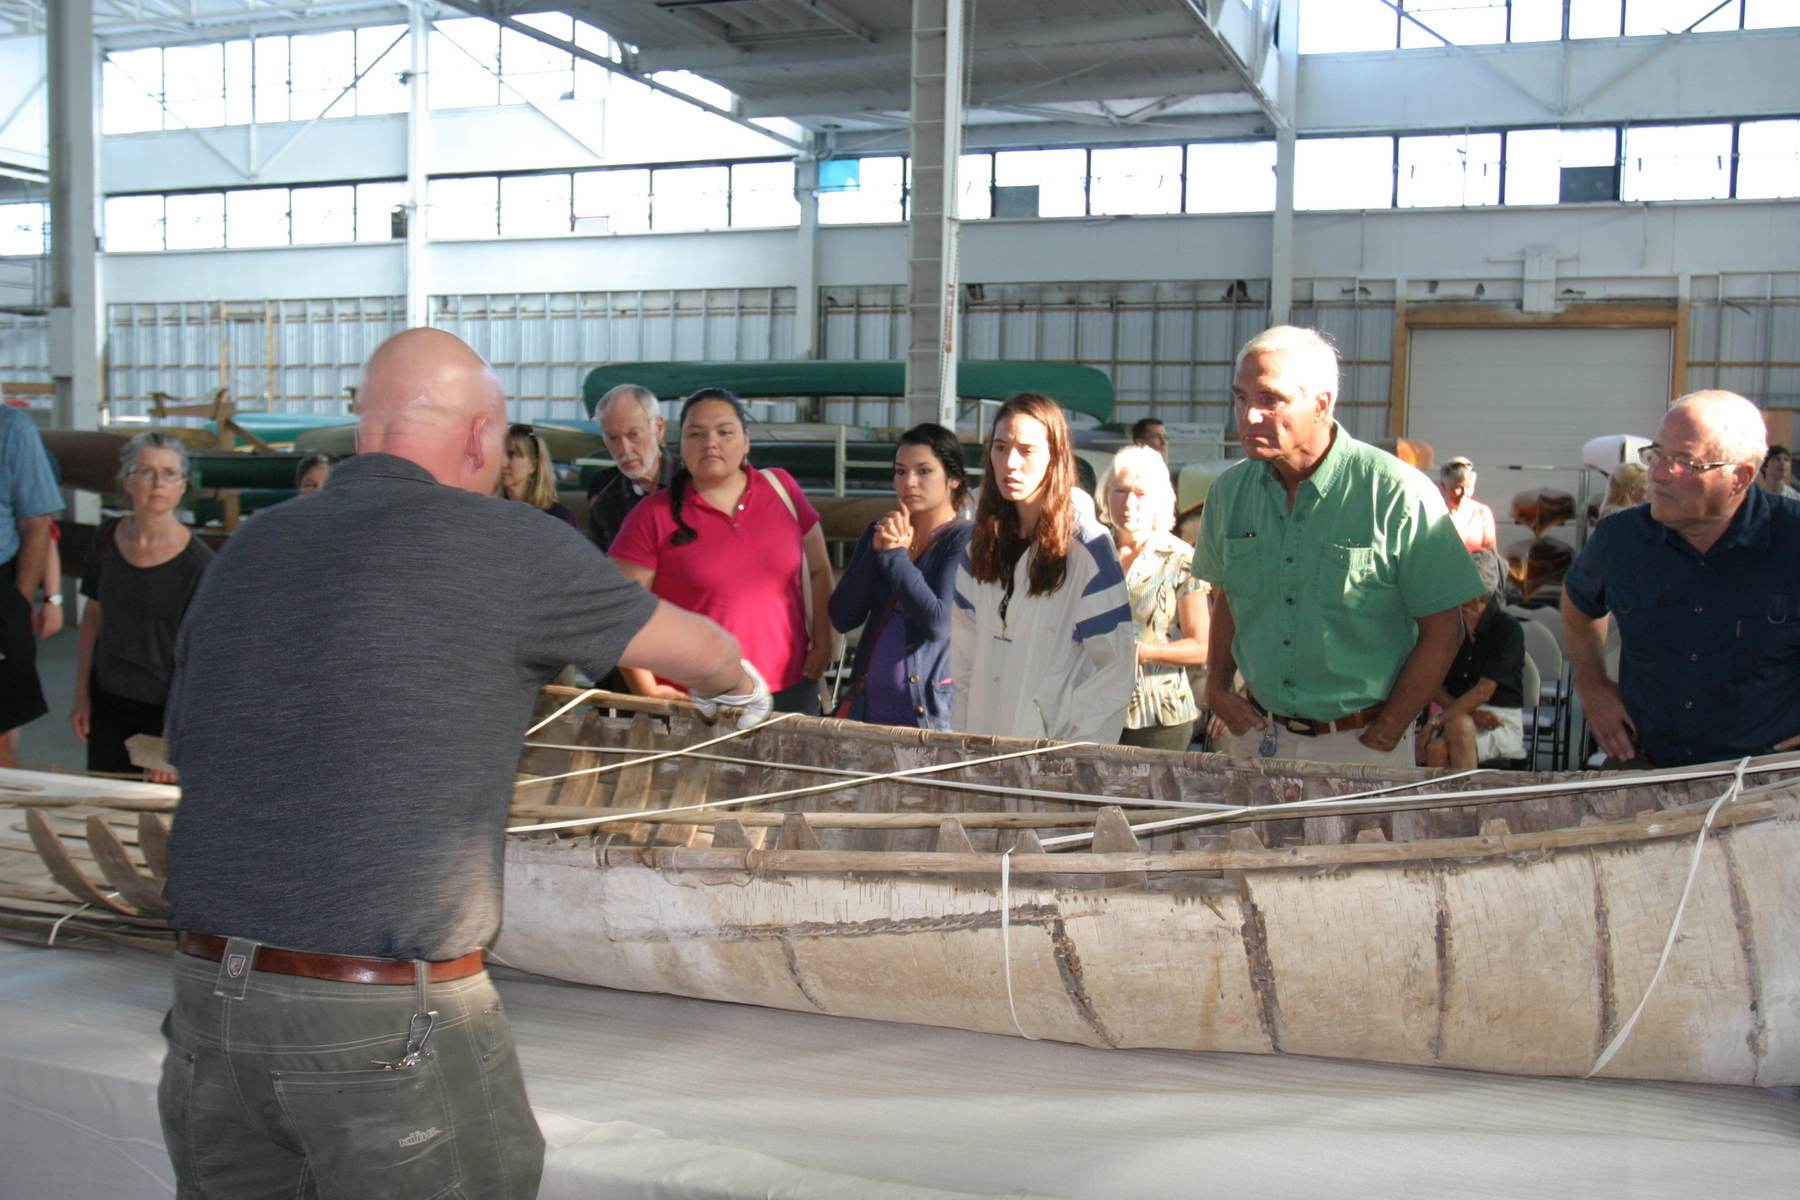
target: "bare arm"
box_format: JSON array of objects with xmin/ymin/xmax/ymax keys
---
[
  {"xmin": 35, "ymin": 528, "xmax": 62, "ymax": 638},
  {"xmin": 612, "ymin": 559, "xmax": 694, "ymax": 701},
  {"xmin": 1360, "ymin": 607, "xmax": 1463, "ymax": 752},
  {"xmin": 617, "ymin": 600, "xmax": 752, "ymax": 698},
  {"xmin": 70, "ymin": 599, "xmax": 102, "ymax": 742},
  {"xmin": 1138, "ymin": 587, "xmax": 1208, "ymax": 667},
  {"xmin": 1202, "ymin": 590, "xmax": 1260, "ymax": 737},
  {"xmin": 14, "ymin": 515, "xmax": 49, "ymax": 600},
  {"xmin": 800, "ymin": 524, "xmax": 835, "ymax": 679},
  {"xmin": 1564, "ymin": 594, "xmax": 1637, "ymax": 762}
]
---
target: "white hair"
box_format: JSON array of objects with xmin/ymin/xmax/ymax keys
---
[
  {"xmin": 596, "ymin": 383, "xmax": 661, "ymax": 424},
  {"xmin": 1235, "ymin": 325, "xmax": 1340, "ymax": 402},
  {"xmin": 1099, "ymin": 444, "xmax": 1177, "ymax": 533},
  {"xmin": 120, "ymin": 430, "xmax": 190, "ymax": 479},
  {"xmin": 1669, "ymin": 389, "xmax": 1766, "ymax": 468}
]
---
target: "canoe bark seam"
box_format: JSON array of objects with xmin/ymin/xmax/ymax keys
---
[
  {"xmin": 1240, "ymin": 893, "xmax": 1283, "ymax": 1054},
  {"xmin": 1718, "ymin": 833, "xmax": 1767, "ymax": 1077},
  {"xmin": 1591, "ymin": 850, "xmax": 1617, "ymax": 1060}
]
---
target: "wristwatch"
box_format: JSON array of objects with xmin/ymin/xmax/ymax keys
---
[{"xmin": 44, "ymin": 593, "xmax": 62, "ymax": 606}]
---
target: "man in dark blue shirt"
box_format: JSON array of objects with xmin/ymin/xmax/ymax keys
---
[{"xmin": 1565, "ymin": 390, "xmax": 1800, "ymax": 767}]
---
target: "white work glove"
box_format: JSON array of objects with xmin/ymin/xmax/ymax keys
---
[{"xmin": 691, "ymin": 658, "xmax": 773, "ymax": 730}]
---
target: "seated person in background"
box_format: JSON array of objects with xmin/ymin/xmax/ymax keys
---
[
  {"xmin": 500, "ymin": 423, "xmax": 580, "ymax": 530},
  {"xmin": 1417, "ymin": 553, "xmax": 1525, "ymax": 770},
  {"xmin": 1440, "ymin": 457, "xmax": 1497, "ymax": 555},
  {"xmin": 294, "ymin": 453, "xmax": 332, "ymax": 495},
  {"xmin": 1596, "ymin": 461, "xmax": 1646, "ymax": 521},
  {"xmin": 1759, "ymin": 444, "xmax": 1800, "ymax": 500}
]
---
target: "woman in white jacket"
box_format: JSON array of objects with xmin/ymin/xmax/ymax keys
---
[{"xmin": 951, "ymin": 392, "xmax": 1136, "ymax": 743}]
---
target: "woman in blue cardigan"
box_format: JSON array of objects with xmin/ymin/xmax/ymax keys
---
[{"xmin": 828, "ymin": 423, "xmax": 973, "ymax": 730}]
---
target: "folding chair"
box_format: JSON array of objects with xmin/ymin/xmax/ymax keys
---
[{"xmin": 1516, "ymin": 619, "xmax": 1566, "ymax": 770}]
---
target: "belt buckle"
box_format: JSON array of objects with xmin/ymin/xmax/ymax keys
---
[{"xmin": 1283, "ymin": 718, "xmax": 1313, "ymax": 735}]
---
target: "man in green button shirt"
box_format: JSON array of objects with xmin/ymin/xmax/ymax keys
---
[{"xmin": 1194, "ymin": 326, "xmax": 1482, "ymax": 766}]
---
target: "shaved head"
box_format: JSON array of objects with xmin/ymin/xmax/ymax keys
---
[
  {"xmin": 1667, "ymin": 388, "xmax": 1767, "ymax": 468},
  {"xmin": 357, "ymin": 328, "xmax": 508, "ymax": 494}
]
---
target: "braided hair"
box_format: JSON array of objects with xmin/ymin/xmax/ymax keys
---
[{"xmin": 668, "ymin": 387, "xmax": 750, "ymax": 547}]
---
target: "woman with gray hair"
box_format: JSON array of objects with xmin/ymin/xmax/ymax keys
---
[
  {"xmin": 1440, "ymin": 456, "xmax": 1497, "ymax": 555},
  {"xmin": 71, "ymin": 431, "xmax": 213, "ymax": 777},
  {"xmin": 1101, "ymin": 444, "xmax": 1211, "ymax": 751}
]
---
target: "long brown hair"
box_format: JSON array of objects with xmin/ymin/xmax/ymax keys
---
[{"xmin": 969, "ymin": 392, "xmax": 1076, "ymax": 597}]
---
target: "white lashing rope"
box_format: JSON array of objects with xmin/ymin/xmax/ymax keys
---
[
  {"xmin": 507, "ymin": 740, "xmax": 1097, "ymax": 834},
  {"xmin": 998, "ymin": 847, "xmax": 1037, "ymax": 1041},
  {"xmin": 46, "ymin": 903, "xmax": 92, "ymax": 947},
  {"xmin": 1587, "ymin": 755, "xmax": 1751, "ymax": 1078},
  {"xmin": 524, "ymin": 688, "xmax": 608, "ymax": 737},
  {"xmin": 512, "ymin": 713, "xmax": 801, "ymax": 790}
]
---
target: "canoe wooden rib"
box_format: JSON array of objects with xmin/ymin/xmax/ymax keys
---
[
  {"xmin": 499, "ymin": 690, "xmax": 1800, "ymax": 1088},
  {"xmin": 6, "ymin": 688, "xmax": 1798, "ymax": 1086}
]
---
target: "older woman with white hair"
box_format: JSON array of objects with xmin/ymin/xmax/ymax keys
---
[{"xmin": 1102, "ymin": 444, "xmax": 1210, "ymax": 751}]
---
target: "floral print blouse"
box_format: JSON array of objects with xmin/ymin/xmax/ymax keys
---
[{"xmin": 1121, "ymin": 530, "xmax": 1207, "ymax": 730}]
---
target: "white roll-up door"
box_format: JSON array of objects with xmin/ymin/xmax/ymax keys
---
[{"xmin": 1406, "ymin": 327, "xmax": 1672, "ymax": 555}]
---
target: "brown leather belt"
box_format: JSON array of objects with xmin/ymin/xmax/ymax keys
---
[
  {"xmin": 1250, "ymin": 697, "xmax": 1386, "ymax": 737},
  {"xmin": 178, "ymin": 932, "xmax": 484, "ymax": 986}
]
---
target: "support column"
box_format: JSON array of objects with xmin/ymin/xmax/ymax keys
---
[
  {"xmin": 404, "ymin": 0, "xmax": 430, "ymax": 328},
  {"xmin": 793, "ymin": 155, "xmax": 820, "ymax": 360},
  {"xmin": 1268, "ymin": 0, "xmax": 1300, "ymax": 328},
  {"xmin": 905, "ymin": 0, "xmax": 964, "ymax": 428},
  {"xmin": 47, "ymin": 0, "xmax": 102, "ymax": 435}
]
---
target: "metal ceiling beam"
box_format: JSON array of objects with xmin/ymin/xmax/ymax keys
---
[
  {"xmin": 1366, "ymin": 0, "xmax": 1555, "ymax": 117},
  {"xmin": 770, "ymin": 0, "xmax": 876, "ymax": 45},
  {"xmin": 434, "ymin": 0, "xmax": 806, "ymax": 151},
  {"xmin": 96, "ymin": 3, "xmax": 414, "ymax": 50},
  {"xmin": 1564, "ymin": 0, "xmax": 1737, "ymax": 115},
  {"xmin": 740, "ymin": 69, "xmax": 1250, "ymax": 119},
  {"xmin": 832, "ymin": 112, "xmax": 1273, "ymax": 158},
  {"xmin": 638, "ymin": 10, "xmax": 1200, "ymax": 72},
  {"xmin": 1173, "ymin": 0, "xmax": 1283, "ymax": 129}
]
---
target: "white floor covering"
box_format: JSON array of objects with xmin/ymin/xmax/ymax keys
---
[{"xmin": 2, "ymin": 939, "xmax": 1796, "ymax": 1199}]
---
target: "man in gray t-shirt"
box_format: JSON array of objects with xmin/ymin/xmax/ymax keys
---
[{"xmin": 157, "ymin": 328, "xmax": 767, "ymax": 1199}]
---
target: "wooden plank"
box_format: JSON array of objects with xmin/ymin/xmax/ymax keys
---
[
  {"xmin": 23, "ymin": 810, "xmax": 141, "ymax": 917},
  {"xmin": 776, "ymin": 812, "xmax": 821, "ymax": 851},
  {"xmin": 139, "ymin": 813, "xmax": 171, "ymax": 880}
]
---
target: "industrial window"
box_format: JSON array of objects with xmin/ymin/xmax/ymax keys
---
[
  {"xmin": 993, "ymin": 149, "xmax": 1087, "ymax": 218},
  {"xmin": 431, "ymin": 19, "xmax": 502, "ymax": 110},
  {"xmin": 0, "ymin": 203, "xmax": 45, "ymax": 257},
  {"xmin": 1621, "ymin": 123, "xmax": 1732, "ymax": 200},
  {"xmin": 1399, "ymin": 0, "xmax": 1509, "ymax": 48},
  {"xmin": 1568, "ymin": 0, "xmax": 1624, "ymax": 38},
  {"xmin": 957, "ymin": 154, "xmax": 993, "ymax": 220},
  {"xmin": 504, "ymin": 14, "xmax": 578, "ymax": 106},
  {"xmin": 164, "ymin": 193, "xmax": 225, "ymax": 251},
  {"xmin": 354, "ymin": 26, "xmax": 412, "ymax": 116},
  {"xmin": 1507, "ymin": 0, "xmax": 1566, "ymax": 41},
  {"xmin": 817, "ymin": 156, "xmax": 905, "ymax": 225},
  {"xmin": 429, "ymin": 176, "xmax": 500, "ymax": 239},
  {"xmin": 103, "ymin": 196, "xmax": 165, "ymax": 252},
  {"xmin": 573, "ymin": 169, "xmax": 651, "ymax": 234},
  {"xmin": 102, "ymin": 49, "xmax": 164, "ymax": 135},
  {"xmin": 1295, "ymin": 137, "xmax": 1395, "ymax": 210},
  {"xmin": 290, "ymin": 186, "xmax": 357, "ymax": 244},
  {"xmin": 1744, "ymin": 0, "xmax": 1800, "ymax": 28},
  {"xmin": 254, "ymin": 37, "xmax": 290, "ymax": 124},
  {"xmin": 500, "ymin": 174, "xmax": 574, "ymax": 237},
  {"xmin": 650, "ymin": 165, "xmax": 730, "ymax": 232},
  {"xmin": 1185, "ymin": 141, "xmax": 1276, "ymax": 213},
  {"xmin": 1735, "ymin": 119, "xmax": 1800, "ymax": 199},
  {"xmin": 1090, "ymin": 146, "xmax": 1183, "ymax": 216},
  {"xmin": 1503, "ymin": 127, "xmax": 1618, "ymax": 204},
  {"xmin": 289, "ymin": 31, "xmax": 356, "ymax": 121},
  {"xmin": 224, "ymin": 40, "xmax": 253, "ymax": 126},
  {"xmin": 1299, "ymin": 0, "xmax": 1404, "ymax": 53},
  {"xmin": 163, "ymin": 43, "xmax": 225, "ymax": 129},
  {"xmin": 1397, "ymin": 132, "xmax": 1502, "ymax": 207},
  {"xmin": 729, "ymin": 161, "xmax": 800, "ymax": 228},
  {"xmin": 1625, "ymin": 0, "xmax": 1742, "ymax": 35},
  {"xmin": 355, "ymin": 181, "xmax": 407, "ymax": 242},
  {"xmin": 225, "ymin": 188, "xmax": 291, "ymax": 248}
]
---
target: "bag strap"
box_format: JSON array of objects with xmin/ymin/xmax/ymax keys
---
[{"xmin": 758, "ymin": 468, "xmax": 812, "ymax": 632}]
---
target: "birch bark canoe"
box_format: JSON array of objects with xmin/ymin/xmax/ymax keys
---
[{"xmin": 5, "ymin": 687, "xmax": 1798, "ymax": 1087}]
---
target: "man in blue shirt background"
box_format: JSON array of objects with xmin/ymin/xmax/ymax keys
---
[
  {"xmin": 1, "ymin": 404, "xmax": 65, "ymax": 764},
  {"xmin": 1565, "ymin": 390, "xmax": 1800, "ymax": 767}
]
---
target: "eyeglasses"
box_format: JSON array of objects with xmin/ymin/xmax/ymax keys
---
[
  {"xmin": 1638, "ymin": 445, "xmax": 1736, "ymax": 478},
  {"xmin": 126, "ymin": 467, "xmax": 185, "ymax": 485}
]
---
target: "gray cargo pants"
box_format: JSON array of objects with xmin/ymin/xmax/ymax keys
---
[{"xmin": 158, "ymin": 949, "xmax": 544, "ymax": 1199}]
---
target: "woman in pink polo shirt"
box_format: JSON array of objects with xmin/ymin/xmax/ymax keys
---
[{"xmin": 610, "ymin": 388, "xmax": 836, "ymax": 714}]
